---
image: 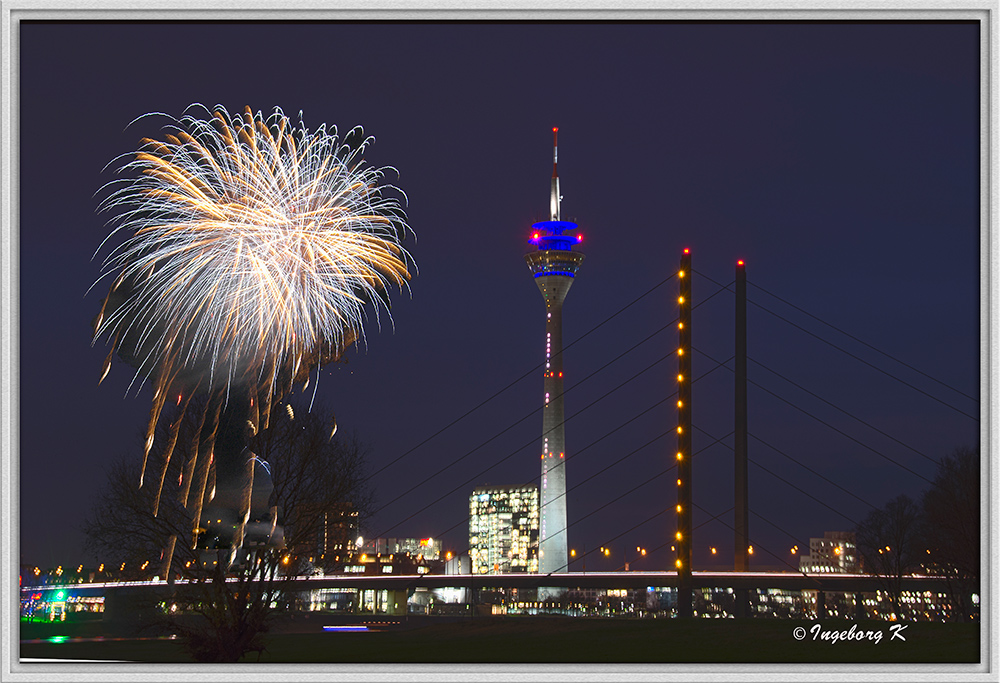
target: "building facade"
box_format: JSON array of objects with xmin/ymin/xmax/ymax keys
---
[
  {"xmin": 360, "ymin": 537, "xmax": 441, "ymax": 561},
  {"xmin": 799, "ymin": 531, "xmax": 858, "ymax": 573},
  {"xmin": 293, "ymin": 501, "xmax": 360, "ymax": 571},
  {"xmin": 469, "ymin": 485, "xmax": 539, "ymax": 574}
]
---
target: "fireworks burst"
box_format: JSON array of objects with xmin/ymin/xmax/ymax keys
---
[{"xmin": 92, "ymin": 104, "xmax": 414, "ymax": 543}]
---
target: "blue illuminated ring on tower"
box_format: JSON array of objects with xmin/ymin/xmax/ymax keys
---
[
  {"xmin": 527, "ymin": 220, "xmax": 584, "ymax": 277},
  {"xmin": 528, "ymin": 220, "xmax": 582, "ymax": 251}
]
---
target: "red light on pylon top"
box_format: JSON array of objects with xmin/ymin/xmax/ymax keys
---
[
  {"xmin": 683, "ymin": 248, "xmax": 690, "ymax": 255},
  {"xmin": 737, "ymin": 260, "xmax": 744, "ymax": 266},
  {"xmin": 553, "ymin": 127, "xmax": 559, "ymax": 132}
]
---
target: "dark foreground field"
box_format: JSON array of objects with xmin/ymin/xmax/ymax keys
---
[{"xmin": 20, "ymin": 615, "xmax": 980, "ymax": 664}]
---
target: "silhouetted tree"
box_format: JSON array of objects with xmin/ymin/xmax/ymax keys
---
[
  {"xmin": 921, "ymin": 445, "xmax": 979, "ymax": 621},
  {"xmin": 854, "ymin": 494, "xmax": 922, "ymax": 620},
  {"xmin": 83, "ymin": 398, "xmax": 373, "ymax": 661}
]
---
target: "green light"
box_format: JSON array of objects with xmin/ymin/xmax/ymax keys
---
[
  {"xmin": 54, "ymin": 591, "xmax": 66, "ymax": 600},
  {"xmin": 48, "ymin": 636, "xmax": 68, "ymax": 644}
]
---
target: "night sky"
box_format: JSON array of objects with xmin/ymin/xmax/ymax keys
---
[{"xmin": 16, "ymin": 21, "xmax": 980, "ymax": 572}]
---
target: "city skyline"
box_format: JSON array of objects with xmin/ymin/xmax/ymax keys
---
[{"xmin": 14, "ymin": 20, "xmax": 981, "ymax": 574}]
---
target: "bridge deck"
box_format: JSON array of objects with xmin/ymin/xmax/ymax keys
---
[{"xmin": 21, "ymin": 571, "xmax": 950, "ymax": 595}]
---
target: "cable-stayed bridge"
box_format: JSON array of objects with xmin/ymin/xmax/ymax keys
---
[{"xmin": 363, "ymin": 255, "xmax": 977, "ymax": 583}]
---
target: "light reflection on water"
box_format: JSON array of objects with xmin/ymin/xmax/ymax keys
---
[{"xmin": 21, "ymin": 635, "xmax": 178, "ymax": 645}]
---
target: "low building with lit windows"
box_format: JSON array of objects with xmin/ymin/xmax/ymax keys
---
[
  {"xmin": 360, "ymin": 537, "xmax": 441, "ymax": 561},
  {"xmin": 469, "ymin": 484, "xmax": 539, "ymax": 574},
  {"xmin": 799, "ymin": 531, "xmax": 858, "ymax": 573}
]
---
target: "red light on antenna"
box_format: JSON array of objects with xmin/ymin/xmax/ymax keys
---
[
  {"xmin": 576, "ymin": 234, "xmax": 583, "ymax": 242},
  {"xmin": 553, "ymin": 127, "xmax": 559, "ymax": 132},
  {"xmin": 532, "ymin": 233, "xmax": 539, "ymax": 240},
  {"xmin": 737, "ymin": 260, "xmax": 744, "ymax": 266},
  {"xmin": 683, "ymin": 248, "xmax": 690, "ymax": 254}
]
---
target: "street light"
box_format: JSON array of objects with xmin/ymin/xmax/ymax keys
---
[{"xmin": 627, "ymin": 546, "xmax": 647, "ymax": 572}]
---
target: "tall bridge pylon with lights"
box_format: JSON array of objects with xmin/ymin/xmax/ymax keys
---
[
  {"xmin": 674, "ymin": 252, "xmax": 753, "ymax": 617},
  {"xmin": 525, "ymin": 128, "xmax": 584, "ymax": 596},
  {"xmin": 675, "ymin": 249, "xmax": 693, "ymax": 616}
]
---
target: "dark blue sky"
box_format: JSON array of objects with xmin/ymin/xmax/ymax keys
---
[{"xmin": 17, "ymin": 21, "xmax": 980, "ymax": 570}]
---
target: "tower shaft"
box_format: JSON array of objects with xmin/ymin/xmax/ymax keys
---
[
  {"xmin": 525, "ymin": 254, "xmax": 583, "ymax": 579},
  {"xmin": 535, "ymin": 275, "xmax": 573, "ymax": 576}
]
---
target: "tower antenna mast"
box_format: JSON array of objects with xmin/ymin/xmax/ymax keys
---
[{"xmin": 550, "ymin": 127, "xmax": 560, "ymax": 221}]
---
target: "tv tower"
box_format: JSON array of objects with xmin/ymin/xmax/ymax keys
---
[{"xmin": 525, "ymin": 128, "xmax": 584, "ymax": 592}]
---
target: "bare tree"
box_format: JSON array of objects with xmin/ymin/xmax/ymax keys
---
[
  {"xmin": 921, "ymin": 445, "xmax": 980, "ymax": 621},
  {"xmin": 83, "ymin": 397, "xmax": 373, "ymax": 661},
  {"xmin": 854, "ymin": 494, "xmax": 922, "ymax": 620},
  {"xmin": 251, "ymin": 402, "xmax": 374, "ymax": 574}
]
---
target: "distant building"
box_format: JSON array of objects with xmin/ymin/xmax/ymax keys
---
[
  {"xmin": 361, "ymin": 537, "xmax": 441, "ymax": 561},
  {"xmin": 339, "ymin": 551, "xmax": 437, "ymax": 576},
  {"xmin": 294, "ymin": 501, "xmax": 360, "ymax": 570},
  {"xmin": 799, "ymin": 531, "xmax": 858, "ymax": 573},
  {"xmin": 469, "ymin": 484, "xmax": 539, "ymax": 574},
  {"xmin": 444, "ymin": 553, "xmax": 471, "ymax": 575}
]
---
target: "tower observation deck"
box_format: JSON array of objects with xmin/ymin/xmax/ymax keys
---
[{"xmin": 525, "ymin": 128, "xmax": 584, "ymax": 595}]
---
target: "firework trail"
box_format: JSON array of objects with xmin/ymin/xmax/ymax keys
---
[{"xmin": 92, "ymin": 104, "xmax": 414, "ymax": 565}]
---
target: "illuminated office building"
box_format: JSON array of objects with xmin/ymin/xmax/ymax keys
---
[{"xmin": 469, "ymin": 485, "xmax": 539, "ymax": 574}]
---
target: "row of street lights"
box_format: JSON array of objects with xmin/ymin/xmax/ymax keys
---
[
  {"xmin": 567, "ymin": 546, "xmax": 649, "ymax": 572},
  {"xmin": 565, "ymin": 543, "xmax": 806, "ymax": 572}
]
